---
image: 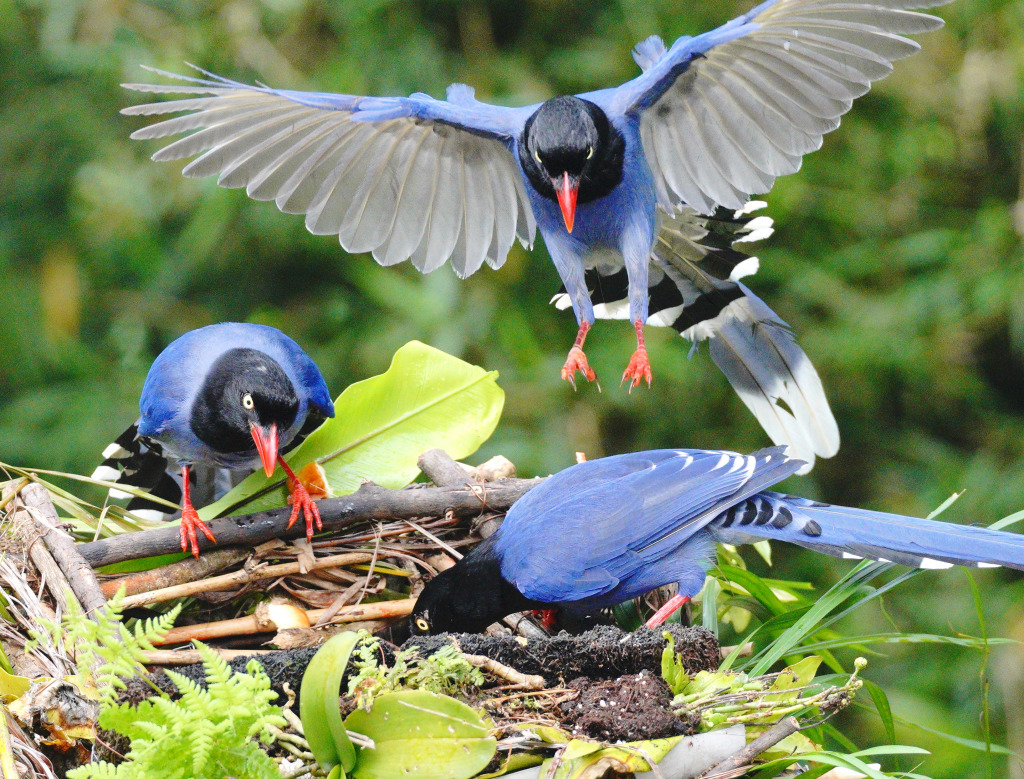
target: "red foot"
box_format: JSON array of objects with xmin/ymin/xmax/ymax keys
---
[
  {"xmin": 644, "ymin": 594, "xmax": 690, "ymax": 628},
  {"xmin": 561, "ymin": 346, "xmax": 597, "ymax": 390},
  {"xmin": 279, "ymin": 457, "xmax": 323, "ymax": 542},
  {"xmin": 178, "ymin": 465, "xmax": 215, "ymax": 558},
  {"xmin": 531, "ymin": 609, "xmax": 559, "ymax": 631},
  {"xmin": 621, "ymin": 347, "xmax": 653, "ymax": 390}
]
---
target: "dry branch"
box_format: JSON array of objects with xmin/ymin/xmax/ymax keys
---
[
  {"xmin": 463, "ymin": 654, "xmax": 545, "ymax": 690},
  {"xmin": 698, "ymin": 716, "xmax": 801, "ymax": 778},
  {"xmin": 120, "ymin": 552, "xmax": 375, "ymax": 609},
  {"xmin": 141, "ymin": 648, "xmax": 276, "ymax": 665},
  {"xmin": 101, "ymin": 547, "xmax": 249, "ymax": 599},
  {"xmin": 77, "ymin": 477, "xmax": 542, "ymax": 568},
  {"xmin": 3, "ymin": 482, "xmax": 104, "ymax": 616},
  {"xmin": 418, "ymin": 449, "xmax": 477, "ymax": 488},
  {"xmin": 152, "ymin": 598, "xmax": 416, "ymax": 646}
]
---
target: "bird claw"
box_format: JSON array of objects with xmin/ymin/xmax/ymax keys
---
[
  {"xmin": 286, "ymin": 480, "xmax": 323, "ymax": 542},
  {"xmin": 179, "ymin": 505, "xmax": 216, "ymax": 559},
  {"xmin": 561, "ymin": 346, "xmax": 597, "ymax": 390},
  {"xmin": 621, "ymin": 347, "xmax": 653, "ymax": 391}
]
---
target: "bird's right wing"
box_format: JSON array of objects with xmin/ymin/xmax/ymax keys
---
[
  {"xmin": 123, "ymin": 68, "xmax": 538, "ymax": 277},
  {"xmin": 602, "ymin": 0, "xmax": 948, "ymax": 213},
  {"xmin": 496, "ymin": 447, "xmax": 802, "ymax": 603}
]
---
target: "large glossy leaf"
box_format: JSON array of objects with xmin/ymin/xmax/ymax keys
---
[
  {"xmin": 344, "ymin": 690, "xmax": 496, "ymax": 779},
  {"xmin": 300, "ymin": 632, "xmax": 361, "ymax": 774},
  {"xmin": 200, "ymin": 341, "xmax": 504, "ymax": 518}
]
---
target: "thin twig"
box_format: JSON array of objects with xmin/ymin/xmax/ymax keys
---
[
  {"xmin": 120, "ymin": 552, "xmax": 374, "ymax": 609},
  {"xmin": 697, "ymin": 716, "xmax": 801, "ymax": 779},
  {"xmin": 141, "ymin": 648, "xmax": 277, "ymax": 665},
  {"xmin": 463, "ymin": 653, "xmax": 545, "ymax": 690},
  {"xmin": 151, "ymin": 598, "xmax": 416, "ymax": 645},
  {"xmin": 101, "ymin": 547, "xmax": 250, "ymax": 599}
]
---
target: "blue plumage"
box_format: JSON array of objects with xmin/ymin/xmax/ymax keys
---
[
  {"xmin": 123, "ymin": 0, "xmax": 945, "ymax": 465},
  {"xmin": 98, "ymin": 322, "xmax": 334, "ymax": 556},
  {"xmin": 138, "ymin": 322, "xmax": 333, "ymax": 470},
  {"xmin": 411, "ymin": 447, "xmax": 1024, "ymax": 634}
]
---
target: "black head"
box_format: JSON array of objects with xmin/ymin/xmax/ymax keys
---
[
  {"xmin": 410, "ymin": 538, "xmax": 541, "ymax": 635},
  {"xmin": 519, "ymin": 96, "xmax": 625, "ymax": 232},
  {"xmin": 191, "ymin": 347, "xmax": 299, "ymax": 470}
]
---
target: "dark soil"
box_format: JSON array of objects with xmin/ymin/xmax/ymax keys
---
[
  {"xmin": 120, "ymin": 624, "xmax": 719, "ymax": 748},
  {"xmin": 560, "ymin": 672, "xmax": 695, "ymax": 741},
  {"xmin": 402, "ymin": 624, "xmax": 720, "ymax": 685}
]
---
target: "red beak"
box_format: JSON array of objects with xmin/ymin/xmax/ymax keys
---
[
  {"xmin": 250, "ymin": 423, "xmax": 278, "ymax": 478},
  {"xmin": 556, "ymin": 172, "xmax": 578, "ymax": 233}
]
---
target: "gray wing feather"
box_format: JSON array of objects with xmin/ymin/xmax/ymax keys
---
[
  {"xmin": 640, "ymin": 0, "xmax": 944, "ymax": 212},
  {"xmin": 123, "ymin": 78, "xmax": 535, "ymax": 274}
]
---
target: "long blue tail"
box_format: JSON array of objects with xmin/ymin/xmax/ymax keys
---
[{"xmin": 710, "ymin": 492, "xmax": 1024, "ymax": 571}]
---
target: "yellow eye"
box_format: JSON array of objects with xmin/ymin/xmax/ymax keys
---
[
  {"xmin": 586, "ymin": 146, "xmax": 594, "ymax": 159},
  {"xmin": 415, "ymin": 617, "xmax": 430, "ymax": 632},
  {"xmin": 533, "ymin": 149, "xmax": 542, "ymax": 164},
  {"xmin": 242, "ymin": 393, "xmax": 255, "ymax": 410}
]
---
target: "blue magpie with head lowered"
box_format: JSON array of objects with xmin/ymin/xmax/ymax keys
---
[
  {"xmin": 93, "ymin": 323, "xmax": 334, "ymax": 557},
  {"xmin": 120, "ymin": 0, "xmax": 947, "ymax": 468},
  {"xmin": 409, "ymin": 448, "xmax": 1024, "ymax": 635}
]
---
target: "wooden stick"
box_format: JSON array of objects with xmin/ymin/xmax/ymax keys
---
[
  {"xmin": 698, "ymin": 716, "xmax": 801, "ymax": 779},
  {"xmin": 78, "ymin": 478, "xmax": 542, "ymax": 568},
  {"xmin": 151, "ymin": 598, "xmax": 416, "ymax": 646},
  {"xmin": 15, "ymin": 483, "xmax": 108, "ymax": 615},
  {"xmin": 462, "ymin": 653, "xmax": 545, "ymax": 690},
  {"xmin": 417, "ymin": 449, "xmax": 476, "ymax": 488},
  {"xmin": 120, "ymin": 552, "xmax": 374, "ymax": 609},
  {"xmin": 3, "ymin": 483, "xmax": 82, "ymax": 616},
  {"xmin": 101, "ymin": 547, "xmax": 249, "ymax": 599},
  {"xmin": 141, "ymin": 648, "xmax": 276, "ymax": 665}
]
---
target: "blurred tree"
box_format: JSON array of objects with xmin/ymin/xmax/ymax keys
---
[{"xmin": 0, "ymin": 0, "xmax": 1022, "ymax": 774}]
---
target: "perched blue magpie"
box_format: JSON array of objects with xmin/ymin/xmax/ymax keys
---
[
  {"xmin": 410, "ymin": 448, "xmax": 1024, "ymax": 635},
  {"xmin": 120, "ymin": 0, "xmax": 943, "ymax": 463},
  {"xmin": 93, "ymin": 323, "xmax": 334, "ymax": 556}
]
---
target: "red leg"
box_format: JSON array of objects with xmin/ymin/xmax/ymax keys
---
[
  {"xmin": 621, "ymin": 319, "xmax": 653, "ymax": 390},
  {"xmin": 644, "ymin": 594, "xmax": 691, "ymax": 629},
  {"xmin": 278, "ymin": 457, "xmax": 323, "ymax": 542},
  {"xmin": 531, "ymin": 609, "xmax": 559, "ymax": 631},
  {"xmin": 179, "ymin": 465, "xmax": 216, "ymax": 558},
  {"xmin": 561, "ymin": 321, "xmax": 598, "ymax": 389}
]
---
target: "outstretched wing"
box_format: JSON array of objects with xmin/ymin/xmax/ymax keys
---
[
  {"xmin": 495, "ymin": 447, "xmax": 801, "ymax": 603},
  {"xmin": 604, "ymin": 0, "xmax": 948, "ymax": 212},
  {"xmin": 123, "ymin": 68, "xmax": 538, "ymax": 277}
]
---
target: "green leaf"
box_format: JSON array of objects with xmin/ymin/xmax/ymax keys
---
[
  {"xmin": 201, "ymin": 341, "xmax": 504, "ymax": 518},
  {"xmin": 300, "ymin": 632, "xmax": 362, "ymax": 773},
  {"xmin": 660, "ymin": 632, "xmax": 690, "ymax": 695},
  {"xmin": 0, "ymin": 667, "xmax": 30, "ymax": 701},
  {"xmin": 344, "ymin": 690, "xmax": 496, "ymax": 779},
  {"xmin": 543, "ymin": 736, "xmax": 685, "ymax": 778},
  {"xmin": 717, "ymin": 565, "xmax": 789, "ymax": 616},
  {"xmin": 765, "ymin": 655, "xmax": 821, "ymax": 702},
  {"xmin": 862, "ymin": 679, "xmax": 896, "ymax": 745}
]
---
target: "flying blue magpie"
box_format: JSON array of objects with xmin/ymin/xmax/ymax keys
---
[
  {"xmin": 120, "ymin": 0, "xmax": 943, "ymax": 464},
  {"xmin": 409, "ymin": 448, "xmax": 1024, "ymax": 635},
  {"xmin": 93, "ymin": 323, "xmax": 334, "ymax": 556}
]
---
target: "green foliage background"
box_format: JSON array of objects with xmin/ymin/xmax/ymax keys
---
[{"xmin": 0, "ymin": 0, "xmax": 1022, "ymax": 775}]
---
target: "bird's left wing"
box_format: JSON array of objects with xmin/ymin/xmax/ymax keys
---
[
  {"xmin": 123, "ymin": 68, "xmax": 538, "ymax": 277},
  {"xmin": 603, "ymin": 0, "xmax": 948, "ymax": 212},
  {"xmin": 497, "ymin": 447, "xmax": 800, "ymax": 603}
]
